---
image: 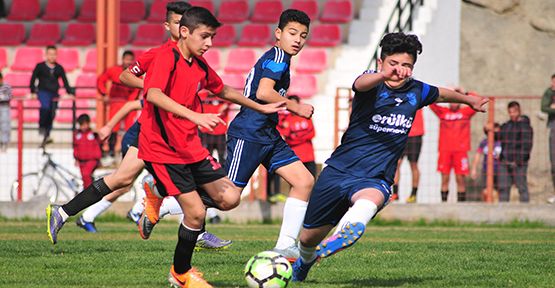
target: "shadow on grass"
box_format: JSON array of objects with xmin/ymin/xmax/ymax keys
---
[{"xmin": 320, "ymin": 275, "xmax": 440, "ymax": 287}]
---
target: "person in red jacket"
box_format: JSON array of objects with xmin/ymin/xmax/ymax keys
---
[
  {"xmin": 430, "ymin": 88, "xmax": 477, "ymax": 202},
  {"xmin": 198, "ymin": 90, "xmax": 229, "ymax": 163},
  {"xmin": 73, "ymin": 114, "xmax": 102, "ymax": 188},
  {"xmin": 97, "ymin": 51, "xmax": 140, "ymax": 157}
]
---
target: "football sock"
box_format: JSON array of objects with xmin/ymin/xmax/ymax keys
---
[
  {"xmin": 275, "ymin": 197, "xmax": 308, "ymax": 250},
  {"xmin": 61, "ymin": 178, "xmax": 112, "ymax": 216},
  {"xmin": 130, "ymin": 199, "xmax": 144, "ymax": 216},
  {"xmin": 411, "ymin": 187, "xmax": 418, "ymax": 196},
  {"xmin": 334, "ymin": 199, "xmax": 378, "ymax": 234},
  {"xmin": 392, "ymin": 184, "xmax": 399, "ymax": 196},
  {"xmin": 82, "ymin": 199, "xmax": 112, "ymax": 222},
  {"xmin": 159, "ymin": 197, "xmax": 182, "ymax": 218},
  {"xmin": 298, "ymin": 242, "xmax": 317, "ymax": 263},
  {"xmin": 173, "ymin": 223, "xmax": 201, "ymax": 274},
  {"xmin": 58, "ymin": 207, "xmax": 69, "ymax": 222},
  {"xmin": 206, "ymin": 208, "xmax": 218, "ymax": 219},
  {"xmin": 457, "ymin": 192, "xmax": 466, "ymax": 202},
  {"xmin": 441, "ymin": 191, "xmax": 448, "ymax": 202}
]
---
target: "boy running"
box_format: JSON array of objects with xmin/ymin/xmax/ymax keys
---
[{"xmin": 291, "ymin": 32, "xmax": 488, "ymax": 282}]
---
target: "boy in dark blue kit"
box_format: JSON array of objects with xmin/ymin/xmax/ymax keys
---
[
  {"xmin": 291, "ymin": 32, "xmax": 489, "ymax": 282},
  {"xmin": 225, "ymin": 9, "xmax": 315, "ymax": 261}
]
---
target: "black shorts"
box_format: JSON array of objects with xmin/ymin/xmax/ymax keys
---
[
  {"xmin": 402, "ymin": 136, "xmax": 422, "ymax": 163},
  {"xmin": 144, "ymin": 155, "xmax": 226, "ymax": 197}
]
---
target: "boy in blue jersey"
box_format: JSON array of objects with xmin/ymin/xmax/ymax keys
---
[
  {"xmin": 225, "ymin": 9, "xmax": 315, "ymax": 260},
  {"xmin": 291, "ymin": 32, "xmax": 489, "ymax": 281}
]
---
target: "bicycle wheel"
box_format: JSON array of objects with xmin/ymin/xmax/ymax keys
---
[{"xmin": 10, "ymin": 173, "xmax": 59, "ymax": 202}]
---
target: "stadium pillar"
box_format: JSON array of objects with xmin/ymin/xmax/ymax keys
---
[{"xmin": 485, "ymin": 97, "xmax": 495, "ymax": 203}]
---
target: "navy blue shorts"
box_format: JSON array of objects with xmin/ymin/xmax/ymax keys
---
[
  {"xmin": 121, "ymin": 122, "xmax": 140, "ymax": 158},
  {"xmin": 225, "ymin": 136, "xmax": 299, "ymax": 187},
  {"xmin": 303, "ymin": 166, "xmax": 392, "ymax": 229}
]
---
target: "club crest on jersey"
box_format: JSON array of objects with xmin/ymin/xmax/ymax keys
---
[
  {"xmin": 394, "ymin": 98, "xmax": 403, "ymax": 106},
  {"xmin": 406, "ymin": 92, "xmax": 417, "ymax": 106}
]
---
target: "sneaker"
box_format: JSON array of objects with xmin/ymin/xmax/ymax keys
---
[
  {"xmin": 195, "ymin": 232, "xmax": 233, "ymax": 251},
  {"xmin": 268, "ymin": 193, "xmax": 287, "ymax": 204},
  {"xmin": 126, "ymin": 209, "xmax": 140, "ymax": 224},
  {"xmin": 406, "ymin": 195, "xmax": 417, "ymax": 203},
  {"xmin": 291, "ymin": 257, "xmax": 316, "ymax": 282},
  {"xmin": 168, "ymin": 266, "xmax": 213, "ymax": 288},
  {"xmin": 547, "ymin": 196, "xmax": 555, "ymax": 204},
  {"xmin": 138, "ymin": 212, "xmax": 156, "ymax": 240},
  {"xmin": 316, "ymin": 222, "xmax": 365, "ymax": 258},
  {"xmin": 76, "ymin": 216, "xmax": 97, "ymax": 233},
  {"xmin": 46, "ymin": 204, "xmax": 66, "ymax": 245},
  {"xmin": 273, "ymin": 244, "xmax": 300, "ymax": 263},
  {"xmin": 390, "ymin": 193, "xmax": 399, "ymax": 201},
  {"xmin": 142, "ymin": 175, "xmax": 163, "ymax": 224},
  {"xmin": 208, "ymin": 215, "xmax": 221, "ymax": 224}
]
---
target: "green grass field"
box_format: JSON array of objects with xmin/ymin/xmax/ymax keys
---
[{"xmin": 1, "ymin": 217, "xmax": 554, "ymax": 287}]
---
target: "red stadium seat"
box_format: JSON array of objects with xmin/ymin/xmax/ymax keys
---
[
  {"xmin": 237, "ymin": 24, "xmax": 271, "ymax": 47},
  {"xmin": 307, "ymin": 24, "xmax": 341, "ymax": 47},
  {"xmin": 221, "ymin": 74, "xmax": 245, "ymax": 91},
  {"xmin": 250, "ymin": 0, "xmax": 283, "ymax": 23},
  {"xmin": 0, "ymin": 23, "xmax": 26, "ymax": 45},
  {"xmin": 42, "ymin": 0, "xmax": 76, "ymax": 21},
  {"xmin": 22, "ymin": 100, "xmax": 40, "ymax": 123},
  {"xmin": 27, "ymin": 24, "xmax": 61, "ymax": 46},
  {"xmin": 189, "ymin": 0, "xmax": 216, "ymax": 14},
  {"xmin": 3, "ymin": 73, "xmax": 31, "ymax": 97},
  {"xmin": 202, "ymin": 50, "xmax": 221, "ymax": 71},
  {"xmin": 224, "ymin": 48, "xmax": 256, "ymax": 74},
  {"xmin": 212, "ymin": 25, "xmax": 236, "ymax": 47},
  {"xmin": 290, "ymin": 0, "xmax": 319, "ymax": 21},
  {"xmin": 320, "ymin": 0, "xmax": 352, "ymax": 23},
  {"xmin": 146, "ymin": 0, "xmax": 170, "ymax": 23},
  {"xmin": 120, "ymin": 0, "xmax": 146, "ymax": 23},
  {"xmin": 131, "ymin": 49, "xmax": 146, "ymax": 59},
  {"xmin": 7, "ymin": 0, "xmax": 40, "ymax": 21},
  {"xmin": 295, "ymin": 48, "xmax": 327, "ymax": 74},
  {"xmin": 82, "ymin": 49, "xmax": 97, "ymax": 73},
  {"xmin": 77, "ymin": 0, "xmax": 96, "ymax": 22},
  {"xmin": 56, "ymin": 99, "xmax": 95, "ymax": 123},
  {"xmin": 132, "ymin": 24, "xmax": 167, "ymax": 46},
  {"xmin": 218, "ymin": 0, "xmax": 249, "ymax": 23},
  {"xmin": 56, "ymin": 48, "xmax": 80, "ymax": 73},
  {"xmin": 120, "ymin": 24, "xmax": 132, "ymax": 45},
  {"xmin": 289, "ymin": 74, "xmax": 317, "ymax": 98},
  {"xmin": 0, "ymin": 49, "xmax": 6, "ymax": 70},
  {"xmin": 75, "ymin": 74, "xmax": 98, "ymax": 98},
  {"xmin": 11, "ymin": 48, "xmax": 43, "ymax": 72},
  {"xmin": 62, "ymin": 23, "xmax": 95, "ymax": 46}
]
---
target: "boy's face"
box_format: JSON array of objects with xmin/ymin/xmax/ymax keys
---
[
  {"xmin": 79, "ymin": 121, "xmax": 90, "ymax": 130},
  {"xmin": 165, "ymin": 12, "xmax": 183, "ymax": 41},
  {"xmin": 449, "ymin": 103, "xmax": 461, "ymax": 110},
  {"xmin": 378, "ymin": 53, "xmax": 414, "ymax": 86},
  {"xmin": 181, "ymin": 24, "xmax": 217, "ymax": 57},
  {"xmin": 45, "ymin": 48, "xmax": 57, "ymax": 63},
  {"xmin": 122, "ymin": 54, "xmax": 134, "ymax": 69},
  {"xmin": 508, "ymin": 106, "xmax": 521, "ymax": 121},
  {"xmin": 551, "ymin": 77, "xmax": 555, "ymax": 90},
  {"xmin": 275, "ymin": 21, "xmax": 308, "ymax": 56}
]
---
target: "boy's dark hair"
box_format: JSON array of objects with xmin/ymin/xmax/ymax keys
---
[
  {"xmin": 122, "ymin": 50, "xmax": 134, "ymax": 58},
  {"xmin": 379, "ymin": 32, "xmax": 422, "ymax": 63},
  {"xmin": 77, "ymin": 114, "xmax": 91, "ymax": 125},
  {"xmin": 287, "ymin": 95, "xmax": 300, "ymax": 103},
  {"xmin": 483, "ymin": 122, "xmax": 500, "ymax": 135},
  {"xmin": 180, "ymin": 6, "xmax": 221, "ymax": 32},
  {"xmin": 507, "ymin": 101, "xmax": 520, "ymax": 109},
  {"xmin": 278, "ymin": 9, "xmax": 310, "ymax": 30},
  {"xmin": 551, "ymin": 73, "xmax": 555, "ymax": 79},
  {"xmin": 46, "ymin": 45, "xmax": 57, "ymax": 51},
  {"xmin": 0, "ymin": 72, "xmax": 3, "ymax": 79},
  {"xmin": 166, "ymin": 1, "xmax": 192, "ymax": 22}
]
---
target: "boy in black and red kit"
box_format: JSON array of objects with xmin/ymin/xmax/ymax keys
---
[{"xmin": 73, "ymin": 114, "xmax": 102, "ymax": 189}]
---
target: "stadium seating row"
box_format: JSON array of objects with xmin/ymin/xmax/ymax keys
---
[
  {"xmin": 5, "ymin": 0, "xmax": 352, "ymax": 24},
  {"xmin": 0, "ymin": 22, "xmax": 341, "ymax": 47}
]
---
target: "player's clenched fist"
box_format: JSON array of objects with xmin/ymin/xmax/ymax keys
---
[{"xmin": 296, "ymin": 103, "xmax": 314, "ymax": 119}]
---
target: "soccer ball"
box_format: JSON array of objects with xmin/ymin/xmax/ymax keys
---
[{"xmin": 244, "ymin": 251, "xmax": 292, "ymax": 288}]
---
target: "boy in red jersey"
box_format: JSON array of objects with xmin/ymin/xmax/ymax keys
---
[
  {"xmin": 430, "ymin": 88, "xmax": 477, "ymax": 202},
  {"xmin": 140, "ymin": 7, "xmax": 284, "ymax": 287},
  {"xmin": 73, "ymin": 114, "xmax": 102, "ymax": 189}
]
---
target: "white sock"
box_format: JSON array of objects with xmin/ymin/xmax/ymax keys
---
[
  {"xmin": 206, "ymin": 208, "xmax": 218, "ymax": 219},
  {"xmin": 298, "ymin": 242, "xmax": 317, "ymax": 263},
  {"xmin": 197, "ymin": 231, "xmax": 206, "ymax": 241},
  {"xmin": 159, "ymin": 197, "xmax": 182, "ymax": 218},
  {"xmin": 274, "ymin": 197, "xmax": 308, "ymax": 250},
  {"xmin": 82, "ymin": 199, "xmax": 112, "ymax": 222},
  {"xmin": 58, "ymin": 207, "xmax": 69, "ymax": 222},
  {"xmin": 334, "ymin": 199, "xmax": 378, "ymax": 234},
  {"xmin": 130, "ymin": 200, "xmax": 144, "ymax": 215}
]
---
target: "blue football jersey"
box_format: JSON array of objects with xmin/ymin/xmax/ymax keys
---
[
  {"xmin": 227, "ymin": 47, "xmax": 291, "ymax": 144},
  {"xmin": 325, "ymin": 71, "xmax": 439, "ymax": 185}
]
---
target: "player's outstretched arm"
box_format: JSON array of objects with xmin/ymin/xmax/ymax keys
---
[
  {"xmin": 98, "ymin": 100, "xmax": 143, "ymax": 141},
  {"xmin": 437, "ymin": 87, "xmax": 489, "ymax": 112},
  {"xmin": 119, "ymin": 69, "xmax": 144, "ymax": 89},
  {"xmin": 256, "ymin": 78, "xmax": 313, "ymax": 118},
  {"xmin": 147, "ymin": 88, "xmax": 224, "ymax": 132},
  {"xmin": 217, "ymin": 85, "xmax": 286, "ymax": 115}
]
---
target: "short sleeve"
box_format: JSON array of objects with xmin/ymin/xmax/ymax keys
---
[
  {"xmin": 352, "ymin": 69, "xmax": 377, "ymax": 93},
  {"xmin": 260, "ymin": 48, "xmax": 290, "ymax": 81},
  {"xmin": 129, "ymin": 48, "xmax": 157, "ymax": 77},
  {"xmin": 203, "ymin": 60, "xmax": 224, "ymax": 95},
  {"xmin": 419, "ymin": 82, "xmax": 439, "ymax": 107},
  {"xmin": 144, "ymin": 50, "xmax": 173, "ymax": 92}
]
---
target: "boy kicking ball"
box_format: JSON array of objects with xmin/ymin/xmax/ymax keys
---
[{"xmin": 291, "ymin": 32, "xmax": 489, "ymax": 282}]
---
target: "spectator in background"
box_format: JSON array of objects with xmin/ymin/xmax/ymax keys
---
[
  {"xmin": 430, "ymin": 88, "xmax": 477, "ymax": 202},
  {"xmin": 30, "ymin": 45, "xmax": 74, "ymax": 146},
  {"xmin": 73, "ymin": 114, "xmax": 102, "ymax": 189},
  {"xmin": 97, "ymin": 50, "xmax": 139, "ymax": 159},
  {"xmin": 498, "ymin": 101, "xmax": 533, "ymax": 202},
  {"xmin": 470, "ymin": 122, "xmax": 501, "ymax": 202},
  {"xmin": 393, "ymin": 109, "xmax": 424, "ymax": 203},
  {"xmin": 0, "ymin": 72, "xmax": 12, "ymax": 152},
  {"xmin": 541, "ymin": 74, "xmax": 555, "ymax": 204}
]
